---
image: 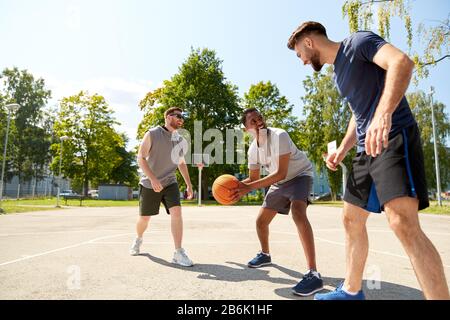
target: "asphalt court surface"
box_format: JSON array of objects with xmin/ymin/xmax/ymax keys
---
[{"xmin": 0, "ymin": 205, "xmax": 449, "ymax": 299}]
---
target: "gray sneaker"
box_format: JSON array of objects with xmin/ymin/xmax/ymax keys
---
[
  {"xmin": 130, "ymin": 237, "xmax": 143, "ymax": 256},
  {"xmin": 172, "ymin": 248, "xmax": 194, "ymax": 267}
]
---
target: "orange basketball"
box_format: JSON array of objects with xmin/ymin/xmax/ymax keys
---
[{"xmin": 212, "ymin": 174, "xmax": 240, "ymax": 205}]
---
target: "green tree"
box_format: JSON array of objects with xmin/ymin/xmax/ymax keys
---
[
  {"xmin": 342, "ymin": 1, "xmax": 449, "ymax": 80},
  {"xmin": 0, "ymin": 67, "xmax": 52, "ymax": 193},
  {"xmin": 300, "ymin": 66, "xmax": 354, "ymax": 200},
  {"xmin": 108, "ymin": 135, "xmax": 139, "ymax": 187},
  {"xmin": 243, "ymin": 81, "xmax": 303, "ymax": 149},
  {"xmin": 407, "ymin": 90, "xmax": 450, "ymax": 191},
  {"xmin": 138, "ymin": 48, "xmax": 241, "ymax": 199},
  {"xmin": 52, "ymin": 91, "xmax": 128, "ymax": 195}
]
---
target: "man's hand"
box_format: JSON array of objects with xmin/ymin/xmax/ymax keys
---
[
  {"xmin": 230, "ymin": 181, "xmax": 252, "ymax": 202},
  {"xmin": 365, "ymin": 113, "xmax": 392, "ymax": 157},
  {"xmin": 186, "ymin": 185, "xmax": 193, "ymax": 200},
  {"xmin": 325, "ymin": 147, "xmax": 347, "ymax": 172},
  {"xmin": 150, "ymin": 178, "xmax": 163, "ymax": 192}
]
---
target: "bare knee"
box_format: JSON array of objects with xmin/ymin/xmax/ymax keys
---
[
  {"xmin": 342, "ymin": 204, "xmax": 368, "ymax": 234},
  {"xmin": 385, "ymin": 198, "xmax": 421, "ymax": 241},
  {"xmin": 256, "ymin": 209, "xmax": 276, "ymax": 229},
  {"xmin": 387, "ymin": 211, "xmax": 421, "ymax": 240},
  {"xmin": 139, "ymin": 216, "xmax": 150, "ymax": 223},
  {"xmin": 291, "ymin": 201, "xmax": 308, "ymax": 224},
  {"xmin": 170, "ymin": 207, "xmax": 182, "ymax": 219}
]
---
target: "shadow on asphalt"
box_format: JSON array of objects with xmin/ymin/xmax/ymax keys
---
[
  {"xmin": 140, "ymin": 253, "xmax": 424, "ymax": 300},
  {"xmin": 272, "ymin": 264, "xmax": 424, "ymax": 300}
]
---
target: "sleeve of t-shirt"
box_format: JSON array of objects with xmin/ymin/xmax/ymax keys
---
[
  {"xmin": 248, "ymin": 142, "xmax": 260, "ymax": 170},
  {"xmin": 277, "ymin": 131, "xmax": 292, "ymax": 156},
  {"xmin": 352, "ymin": 31, "xmax": 388, "ymax": 62}
]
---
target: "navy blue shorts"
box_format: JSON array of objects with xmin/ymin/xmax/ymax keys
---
[{"xmin": 344, "ymin": 124, "xmax": 429, "ymax": 213}]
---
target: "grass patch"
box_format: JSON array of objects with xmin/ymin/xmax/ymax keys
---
[
  {"xmin": 2, "ymin": 198, "xmax": 448, "ymax": 215},
  {"xmin": 310, "ymin": 201, "xmax": 344, "ymax": 208},
  {"xmin": 0, "ymin": 197, "xmax": 262, "ymax": 214}
]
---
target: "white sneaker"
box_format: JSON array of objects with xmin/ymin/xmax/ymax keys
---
[
  {"xmin": 172, "ymin": 248, "xmax": 194, "ymax": 267},
  {"xmin": 130, "ymin": 237, "xmax": 143, "ymax": 256}
]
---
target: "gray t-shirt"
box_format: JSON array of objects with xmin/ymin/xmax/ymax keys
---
[
  {"xmin": 248, "ymin": 127, "xmax": 313, "ymax": 184},
  {"xmin": 139, "ymin": 126, "xmax": 188, "ymax": 189}
]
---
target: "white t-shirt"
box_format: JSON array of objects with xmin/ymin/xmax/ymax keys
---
[{"xmin": 248, "ymin": 127, "xmax": 313, "ymax": 184}]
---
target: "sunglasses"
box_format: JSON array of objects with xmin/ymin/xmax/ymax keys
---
[{"xmin": 169, "ymin": 113, "xmax": 185, "ymax": 120}]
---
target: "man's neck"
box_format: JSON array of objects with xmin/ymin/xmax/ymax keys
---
[
  {"xmin": 321, "ymin": 40, "xmax": 342, "ymax": 65},
  {"xmin": 255, "ymin": 128, "xmax": 269, "ymax": 146},
  {"xmin": 163, "ymin": 124, "xmax": 176, "ymax": 133}
]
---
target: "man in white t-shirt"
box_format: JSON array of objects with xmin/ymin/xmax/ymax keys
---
[{"xmin": 231, "ymin": 108, "xmax": 324, "ymax": 297}]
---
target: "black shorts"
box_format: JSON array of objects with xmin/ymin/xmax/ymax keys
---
[
  {"xmin": 344, "ymin": 124, "xmax": 429, "ymax": 213},
  {"xmin": 139, "ymin": 183, "xmax": 181, "ymax": 216}
]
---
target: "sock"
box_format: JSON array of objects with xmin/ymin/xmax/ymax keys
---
[
  {"xmin": 342, "ymin": 287, "xmax": 359, "ymax": 295},
  {"xmin": 261, "ymin": 251, "xmax": 270, "ymax": 256},
  {"xmin": 308, "ymin": 269, "xmax": 320, "ymax": 278}
]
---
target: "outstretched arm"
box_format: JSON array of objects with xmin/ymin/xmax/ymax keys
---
[{"xmin": 366, "ymin": 43, "xmax": 415, "ymax": 157}]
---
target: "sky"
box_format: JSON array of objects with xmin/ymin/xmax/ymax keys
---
[{"xmin": 0, "ymin": 0, "xmax": 449, "ymax": 149}]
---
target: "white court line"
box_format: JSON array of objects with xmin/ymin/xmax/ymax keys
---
[
  {"xmin": 0, "ymin": 230, "xmax": 166, "ymax": 237},
  {"xmin": 0, "ymin": 233, "xmax": 133, "ymax": 267},
  {"xmin": 1, "ymin": 228, "xmax": 449, "ymax": 237},
  {"xmin": 1, "ymin": 228, "xmax": 449, "ymax": 269},
  {"xmin": 91, "ymin": 240, "xmax": 292, "ymax": 245}
]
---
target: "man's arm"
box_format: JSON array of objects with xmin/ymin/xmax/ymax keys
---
[
  {"xmin": 178, "ymin": 158, "xmax": 193, "ymax": 199},
  {"xmin": 232, "ymin": 153, "xmax": 290, "ymax": 200},
  {"xmin": 137, "ymin": 131, "xmax": 163, "ymax": 192},
  {"xmin": 366, "ymin": 43, "xmax": 415, "ymax": 157},
  {"xmin": 242, "ymin": 168, "xmax": 260, "ymax": 184},
  {"xmin": 326, "ymin": 114, "xmax": 357, "ymax": 171}
]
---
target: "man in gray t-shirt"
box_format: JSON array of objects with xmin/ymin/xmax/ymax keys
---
[
  {"xmin": 231, "ymin": 108, "xmax": 324, "ymax": 297},
  {"xmin": 129, "ymin": 107, "xmax": 194, "ymax": 267}
]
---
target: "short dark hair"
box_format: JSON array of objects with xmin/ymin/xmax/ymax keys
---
[
  {"xmin": 241, "ymin": 107, "xmax": 259, "ymax": 126},
  {"xmin": 164, "ymin": 107, "xmax": 183, "ymax": 118},
  {"xmin": 287, "ymin": 21, "xmax": 327, "ymax": 50}
]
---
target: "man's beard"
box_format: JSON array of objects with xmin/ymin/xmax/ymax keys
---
[
  {"xmin": 171, "ymin": 120, "xmax": 182, "ymax": 129},
  {"xmin": 311, "ymin": 52, "xmax": 323, "ymax": 72}
]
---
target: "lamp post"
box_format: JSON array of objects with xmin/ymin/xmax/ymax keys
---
[
  {"xmin": 0, "ymin": 103, "xmax": 20, "ymax": 213},
  {"xmin": 430, "ymin": 87, "xmax": 442, "ymax": 206},
  {"xmin": 56, "ymin": 136, "xmax": 69, "ymax": 207}
]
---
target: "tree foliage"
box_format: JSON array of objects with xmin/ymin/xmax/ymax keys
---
[
  {"xmin": 300, "ymin": 66, "xmax": 354, "ymax": 200},
  {"xmin": 138, "ymin": 48, "xmax": 242, "ymax": 199},
  {"xmin": 407, "ymin": 90, "xmax": 450, "ymax": 191},
  {"xmin": 342, "ymin": 0, "xmax": 449, "ymax": 80},
  {"xmin": 52, "ymin": 91, "xmax": 133, "ymax": 194},
  {"xmin": 0, "ymin": 67, "xmax": 52, "ymax": 188}
]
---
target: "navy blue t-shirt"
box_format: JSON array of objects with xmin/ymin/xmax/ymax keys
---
[{"xmin": 333, "ymin": 31, "xmax": 416, "ymax": 152}]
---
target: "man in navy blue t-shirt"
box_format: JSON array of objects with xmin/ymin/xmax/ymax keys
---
[{"xmin": 287, "ymin": 21, "xmax": 449, "ymax": 300}]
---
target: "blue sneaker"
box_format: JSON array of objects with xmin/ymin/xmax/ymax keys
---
[
  {"xmin": 247, "ymin": 252, "xmax": 271, "ymax": 268},
  {"xmin": 314, "ymin": 282, "xmax": 365, "ymax": 300},
  {"xmin": 292, "ymin": 270, "xmax": 324, "ymax": 296}
]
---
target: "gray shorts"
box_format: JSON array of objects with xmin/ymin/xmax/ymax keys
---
[{"xmin": 262, "ymin": 175, "xmax": 313, "ymax": 215}]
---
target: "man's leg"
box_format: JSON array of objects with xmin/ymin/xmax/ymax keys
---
[
  {"xmin": 291, "ymin": 200, "xmax": 316, "ymax": 271},
  {"xmin": 169, "ymin": 206, "xmax": 183, "ymax": 250},
  {"xmin": 256, "ymin": 207, "xmax": 278, "ymax": 254},
  {"xmin": 384, "ymin": 197, "xmax": 449, "ymax": 299},
  {"xmin": 342, "ymin": 201, "xmax": 370, "ymax": 293},
  {"xmin": 136, "ymin": 216, "xmax": 151, "ymax": 238}
]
